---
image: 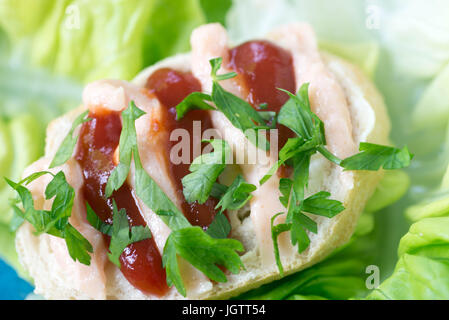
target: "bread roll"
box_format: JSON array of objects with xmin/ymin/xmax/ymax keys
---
[{"xmin": 15, "ymin": 23, "xmax": 390, "ymax": 300}]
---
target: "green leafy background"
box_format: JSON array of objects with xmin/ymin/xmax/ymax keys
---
[{"xmin": 1, "ymin": 0, "xmax": 449, "ymax": 299}]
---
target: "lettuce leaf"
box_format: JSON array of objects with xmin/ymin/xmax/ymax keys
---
[
  {"xmin": 142, "ymin": 0, "xmax": 205, "ymax": 67},
  {"xmin": 236, "ymin": 224, "xmax": 378, "ymax": 300},
  {"xmin": 0, "ymin": 223, "xmax": 28, "ymax": 279},
  {"xmin": 227, "ymin": 0, "xmax": 374, "ymax": 44},
  {"xmin": 319, "ymin": 41, "xmax": 380, "ymax": 78},
  {"xmin": 412, "ymin": 62, "xmax": 449, "ymax": 131},
  {"xmin": 368, "ymin": 217, "xmax": 449, "ymax": 300},
  {"xmin": 200, "ymin": 0, "xmax": 232, "ymax": 26},
  {"xmin": 0, "ymin": 0, "xmax": 205, "ymax": 82},
  {"xmin": 367, "ymin": 162, "xmax": 449, "ymax": 299},
  {"xmin": 381, "ymin": 0, "xmax": 449, "ymax": 80},
  {"xmin": 365, "ymin": 170, "xmax": 410, "ymax": 213}
]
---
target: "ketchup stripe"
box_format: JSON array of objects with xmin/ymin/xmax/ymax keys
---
[
  {"xmin": 145, "ymin": 68, "xmax": 221, "ymax": 229},
  {"xmin": 227, "ymin": 40, "xmax": 297, "ymax": 176},
  {"xmin": 76, "ymin": 111, "xmax": 168, "ymax": 296}
]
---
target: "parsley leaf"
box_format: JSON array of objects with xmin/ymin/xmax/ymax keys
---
[
  {"xmin": 262, "ymin": 83, "xmax": 413, "ymax": 188},
  {"xmin": 161, "ymin": 233, "xmax": 184, "ymax": 294},
  {"xmin": 85, "ymin": 202, "xmax": 112, "ymax": 236},
  {"xmin": 210, "ymin": 182, "xmax": 228, "ymax": 199},
  {"xmin": 211, "ymin": 61, "xmax": 270, "ymax": 151},
  {"xmin": 44, "ymin": 171, "xmax": 77, "ymax": 232},
  {"xmin": 288, "ymin": 210, "xmax": 314, "ymax": 253},
  {"xmin": 50, "ymin": 111, "xmax": 91, "ymax": 168},
  {"xmin": 290, "ymin": 152, "xmax": 313, "ymax": 204},
  {"xmin": 105, "ymin": 102, "xmax": 145, "ymax": 198},
  {"xmin": 182, "ymin": 139, "xmax": 231, "ymax": 204},
  {"xmin": 134, "ymin": 148, "xmax": 191, "ymax": 231},
  {"xmin": 206, "ymin": 174, "xmax": 256, "ymax": 239},
  {"xmin": 301, "ymin": 191, "xmax": 346, "ymax": 218},
  {"xmin": 6, "ymin": 174, "xmax": 54, "ymax": 234},
  {"xmin": 259, "ymin": 84, "xmax": 326, "ymax": 185},
  {"xmin": 6, "ymin": 171, "xmax": 93, "ymax": 265},
  {"xmin": 175, "ymin": 92, "xmax": 214, "ymax": 120},
  {"xmin": 107, "ymin": 101, "xmax": 190, "ymax": 231},
  {"xmin": 259, "ymin": 138, "xmax": 315, "ymax": 185},
  {"xmin": 205, "ymin": 212, "xmax": 231, "ymax": 239},
  {"xmin": 163, "ymin": 226, "xmax": 244, "ymax": 296},
  {"xmin": 214, "ymin": 174, "xmax": 256, "ymax": 213},
  {"xmin": 279, "ymin": 178, "xmax": 293, "ymax": 208},
  {"xmin": 271, "ymin": 185, "xmax": 345, "ymax": 274},
  {"xmin": 277, "ymin": 85, "xmax": 325, "ymax": 143},
  {"xmin": 270, "ymin": 213, "xmax": 291, "ymax": 276},
  {"xmin": 209, "ymin": 57, "xmax": 238, "ymax": 81},
  {"xmin": 340, "ymin": 143, "xmax": 413, "ymax": 171},
  {"xmin": 64, "ymin": 224, "xmax": 95, "ymax": 266},
  {"xmin": 87, "ymin": 200, "xmax": 152, "ymax": 268},
  {"xmin": 263, "ymin": 83, "xmax": 412, "ymax": 273}
]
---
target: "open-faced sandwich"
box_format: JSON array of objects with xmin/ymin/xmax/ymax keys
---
[{"xmin": 7, "ymin": 23, "xmax": 412, "ymax": 300}]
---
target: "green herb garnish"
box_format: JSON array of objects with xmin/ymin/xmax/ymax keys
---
[
  {"xmin": 105, "ymin": 104, "xmax": 145, "ymax": 198},
  {"xmin": 204, "ymin": 174, "xmax": 256, "ymax": 239},
  {"xmin": 214, "ymin": 174, "xmax": 256, "ymax": 213},
  {"xmin": 6, "ymin": 171, "xmax": 93, "ymax": 265},
  {"xmin": 86, "ymin": 200, "xmax": 151, "ymax": 268},
  {"xmin": 163, "ymin": 226, "xmax": 244, "ymax": 296},
  {"xmin": 272, "ymin": 189, "xmax": 345, "ymax": 275},
  {"xmin": 175, "ymin": 57, "xmax": 271, "ymax": 151},
  {"xmin": 50, "ymin": 110, "xmax": 91, "ymax": 169},
  {"xmin": 175, "ymin": 92, "xmax": 214, "ymax": 120},
  {"xmin": 340, "ymin": 143, "xmax": 413, "ymax": 170},
  {"xmin": 182, "ymin": 139, "xmax": 231, "ymax": 204},
  {"xmin": 206, "ymin": 212, "xmax": 231, "ymax": 239}
]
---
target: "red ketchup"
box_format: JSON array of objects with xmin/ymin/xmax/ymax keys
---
[
  {"xmin": 76, "ymin": 110, "xmax": 168, "ymax": 296},
  {"xmin": 228, "ymin": 40, "xmax": 296, "ymax": 177},
  {"xmin": 145, "ymin": 68, "xmax": 220, "ymax": 229}
]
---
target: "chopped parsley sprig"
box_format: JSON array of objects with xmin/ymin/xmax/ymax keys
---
[
  {"xmin": 163, "ymin": 226, "xmax": 243, "ymax": 295},
  {"xmin": 181, "ymin": 139, "xmax": 231, "ymax": 204},
  {"xmin": 272, "ymin": 188, "xmax": 345, "ymax": 276},
  {"xmin": 86, "ymin": 200, "xmax": 152, "ymax": 268},
  {"xmin": 340, "ymin": 143, "xmax": 413, "ymax": 170},
  {"xmin": 181, "ymin": 139, "xmax": 255, "ymax": 211},
  {"xmin": 50, "ymin": 110, "xmax": 91, "ymax": 169},
  {"xmin": 181, "ymin": 139, "xmax": 256, "ymax": 239},
  {"xmin": 6, "ymin": 171, "xmax": 93, "ymax": 265},
  {"xmin": 205, "ymin": 174, "xmax": 256, "ymax": 240},
  {"xmin": 214, "ymin": 174, "xmax": 256, "ymax": 214},
  {"xmin": 175, "ymin": 57, "xmax": 271, "ymax": 151},
  {"xmin": 273, "ymin": 165, "xmax": 346, "ymax": 275},
  {"xmin": 105, "ymin": 104, "xmax": 145, "ymax": 198}
]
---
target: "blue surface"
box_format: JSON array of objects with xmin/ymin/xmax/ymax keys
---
[{"xmin": 0, "ymin": 258, "xmax": 33, "ymax": 300}]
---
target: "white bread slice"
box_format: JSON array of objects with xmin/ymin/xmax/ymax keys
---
[{"xmin": 15, "ymin": 23, "xmax": 390, "ymax": 300}]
